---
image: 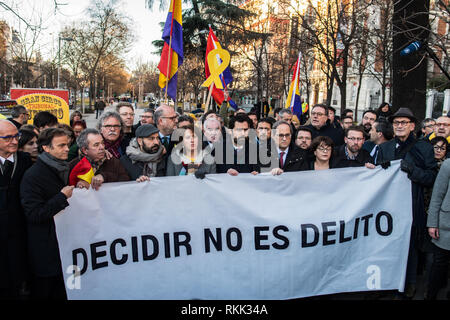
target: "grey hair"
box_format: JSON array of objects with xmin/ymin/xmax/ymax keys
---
[
  {"xmin": 421, "ymin": 118, "xmax": 435, "ymax": 129},
  {"xmin": 76, "ymin": 128, "xmax": 101, "ymax": 151},
  {"xmin": 278, "ymin": 108, "xmax": 292, "ymax": 117},
  {"xmin": 273, "ymin": 120, "xmax": 293, "ymax": 135},
  {"xmin": 154, "ymin": 108, "xmax": 165, "ymax": 125},
  {"xmin": 11, "ymin": 105, "xmax": 27, "ymax": 118},
  {"xmin": 96, "ymin": 111, "xmax": 124, "ymax": 134},
  {"xmin": 203, "ymin": 117, "xmax": 221, "ymax": 129}
]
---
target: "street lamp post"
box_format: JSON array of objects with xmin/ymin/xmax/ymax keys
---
[{"xmin": 57, "ymin": 36, "xmax": 74, "ymax": 88}]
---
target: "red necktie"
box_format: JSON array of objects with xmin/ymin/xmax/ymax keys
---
[{"xmin": 279, "ymin": 151, "xmax": 285, "ymax": 168}]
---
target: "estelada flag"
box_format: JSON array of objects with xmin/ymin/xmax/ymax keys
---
[
  {"xmin": 69, "ymin": 157, "xmax": 94, "ymax": 186},
  {"xmin": 157, "ymin": 0, "xmax": 183, "ymax": 101},
  {"xmin": 205, "ymin": 27, "xmax": 237, "ymax": 109}
]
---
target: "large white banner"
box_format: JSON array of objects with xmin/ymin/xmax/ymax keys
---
[{"xmin": 54, "ymin": 161, "xmax": 412, "ymax": 300}]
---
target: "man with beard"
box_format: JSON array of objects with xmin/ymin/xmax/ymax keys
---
[
  {"xmin": 360, "ymin": 110, "xmax": 378, "ymax": 140},
  {"xmin": 362, "ymin": 119, "xmax": 394, "ymax": 165},
  {"xmin": 332, "ymin": 125, "xmax": 374, "ymax": 168},
  {"xmin": 216, "ymin": 113, "xmax": 259, "ymax": 175},
  {"xmin": 120, "ymin": 124, "xmax": 166, "ymax": 181},
  {"xmin": 69, "ymin": 129, "xmax": 130, "ymax": 190}
]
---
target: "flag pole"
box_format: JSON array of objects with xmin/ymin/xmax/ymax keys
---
[
  {"xmin": 165, "ymin": 0, "xmax": 176, "ymax": 106},
  {"xmin": 165, "ymin": 37, "xmax": 172, "ymax": 105},
  {"xmin": 205, "ymin": 83, "xmax": 214, "ymax": 112}
]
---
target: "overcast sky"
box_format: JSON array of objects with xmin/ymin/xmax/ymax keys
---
[{"xmin": 0, "ymin": 0, "xmax": 168, "ymax": 70}]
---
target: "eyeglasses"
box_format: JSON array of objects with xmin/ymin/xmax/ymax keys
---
[
  {"xmin": 424, "ymin": 124, "xmax": 436, "ymax": 128},
  {"xmin": 317, "ymin": 146, "xmax": 331, "ymax": 152},
  {"xmin": 102, "ymin": 125, "xmax": 121, "ymax": 130},
  {"xmin": 161, "ymin": 116, "xmax": 178, "ymax": 121},
  {"xmin": 436, "ymin": 123, "xmax": 449, "ymax": 128},
  {"xmin": 311, "ymin": 112, "xmax": 326, "ymax": 117},
  {"xmin": 347, "ymin": 137, "xmax": 364, "ymax": 142},
  {"xmin": 434, "ymin": 145, "xmax": 447, "ymax": 151},
  {"xmin": 0, "ymin": 132, "xmax": 21, "ymax": 142},
  {"xmin": 393, "ymin": 120, "xmax": 411, "ymax": 126}
]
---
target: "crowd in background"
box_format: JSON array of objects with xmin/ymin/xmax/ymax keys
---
[{"xmin": 1, "ymin": 100, "xmax": 450, "ymax": 300}]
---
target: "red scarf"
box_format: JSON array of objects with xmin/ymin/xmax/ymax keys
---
[{"xmin": 104, "ymin": 135, "xmax": 123, "ymax": 159}]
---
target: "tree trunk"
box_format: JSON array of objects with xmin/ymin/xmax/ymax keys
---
[{"xmin": 392, "ymin": 0, "xmax": 430, "ymax": 120}]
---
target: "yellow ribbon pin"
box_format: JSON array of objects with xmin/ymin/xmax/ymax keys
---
[{"xmin": 202, "ymin": 48, "xmax": 230, "ymax": 90}]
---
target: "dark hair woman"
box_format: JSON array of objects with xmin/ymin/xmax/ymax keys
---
[
  {"xmin": 166, "ymin": 124, "xmax": 216, "ymax": 177},
  {"xmin": 18, "ymin": 128, "xmax": 38, "ymax": 162},
  {"xmin": 304, "ymin": 136, "xmax": 335, "ymax": 170}
]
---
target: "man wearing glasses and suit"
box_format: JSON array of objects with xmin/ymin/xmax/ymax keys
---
[{"xmin": 0, "ymin": 120, "xmax": 32, "ymax": 299}]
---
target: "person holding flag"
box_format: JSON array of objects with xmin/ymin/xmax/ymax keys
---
[
  {"xmin": 157, "ymin": 0, "xmax": 183, "ymax": 102},
  {"xmin": 69, "ymin": 129, "xmax": 129, "ymax": 190},
  {"xmin": 285, "ymin": 52, "xmax": 308, "ymax": 124}
]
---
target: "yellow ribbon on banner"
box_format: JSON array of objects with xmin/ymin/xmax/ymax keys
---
[{"xmin": 201, "ymin": 48, "xmax": 230, "ymax": 90}]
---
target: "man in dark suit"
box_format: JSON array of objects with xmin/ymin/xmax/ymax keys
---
[
  {"xmin": 7, "ymin": 105, "xmax": 29, "ymax": 130},
  {"xmin": 378, "ymin": 107, "xmax": 437, "ymax": 299},
  {"xmin": 20, "ymin": 128, "xmax": 75, "ymax": 300},
  {"xmin": 0, "ymin": 120, "xmax": 33, "ymax": 299},
  {"xmin": 269, "ymin": 120, "xmax": 308, "ymax": 175},
  {"xmin": 332, "ymin": 125, "xmax": 374, "ymax": 168},
  {"xmin": 154, "ymin": 104, "xmax": 178, "ymax": 174},
  {"xmin": 215, "ymin": 113, "xmax": 259, "ymax": 175}
]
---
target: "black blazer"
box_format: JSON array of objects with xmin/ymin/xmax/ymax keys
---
[
  {"xmin": 0, "ymin": 152, "xmax": 32, "ymax": 289},
  {"xmin": 20, "ymin": 158, "xmax": 70, "ymax": 277},
  {"xmin": 280, "ymin": 145, "xmax": 309, "ymax": 172},
  {"xmin": 332, "ymin": 145, "xmax": 374, "ymax": 168}
]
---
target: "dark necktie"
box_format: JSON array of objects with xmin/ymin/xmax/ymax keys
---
[
  {"xmin": 373, "ymin": 145, "xmax": 379, "ymax": 164},
  {"xmin": 2, "ymin": 160, "xmax": 13, "ymax": 180},
  {"xmin": 279, "ymin": 152, "xmax": 285, "ymax": 169},
  {"xmin": 162, "ymin": 136, "xmax": 169, "ymax": 150}
]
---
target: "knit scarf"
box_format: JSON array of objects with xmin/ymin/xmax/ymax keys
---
[
  {"xmin": 126, "ymin": 138, "xmax": 165, "ymax": 177},
  {"xmin": 104, "ymin": 135, "xmax": 123, "ymax": 159},
  {"xmin": 38, "ymin": 152, "xmax": 70, "ymax": 184}
]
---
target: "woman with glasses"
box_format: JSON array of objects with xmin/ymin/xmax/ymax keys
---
[{"xmin": 302, "ymin": 136, "xmax": 335, "ymax": 170}]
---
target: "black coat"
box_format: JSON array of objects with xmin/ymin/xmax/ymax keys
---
[
  {"xmin": 378, "ymin": 135, "xmax": 437, "ymax": 229},
  {"xmin": 305, "ymin": 122, "xmax": 345, "ymax": 146},
  {"xmin": 332, "ymin": 145, "xmax": 374, "ymax": 168},
  {"xmin": 20, "ymin": 158, "xmax": 70, "ymax": 277},
  {"xmin": 0, "ymin": 152, "xmax": 32, "ymax": 290},
  {"xmin": 215, "ymin": 135, "xmax": 259, "ymax": 174}
]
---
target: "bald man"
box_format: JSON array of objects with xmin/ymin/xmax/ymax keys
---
[
  {"xmin": 0, "ymin": 120, "xmax": 32, "ymax": 298},
  {"xmin": 154, "ymin": 105, "xmax": 178, "ymax": 174}
]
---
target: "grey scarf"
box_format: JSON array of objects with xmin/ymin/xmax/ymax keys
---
[
  {"xmin": 126, "ymin": 138, "xmax": 165, "ymax": 177},
  {"xmin": 38, "ymin": 152, "xmax": 70, "ymax": 184}
]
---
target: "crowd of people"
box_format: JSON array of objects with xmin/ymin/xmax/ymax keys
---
[{"xmin": 1, "ymin": 100, "xmax": 450, "ymax": 300}]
